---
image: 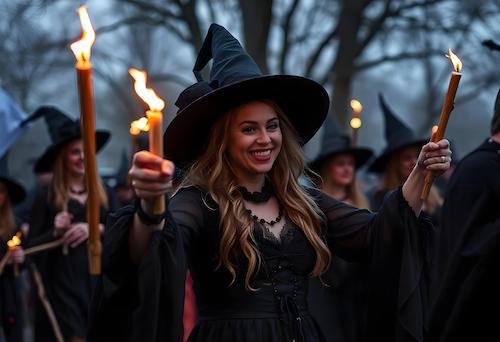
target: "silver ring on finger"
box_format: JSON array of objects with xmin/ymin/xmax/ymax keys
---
[{"xmin": 441, "ymin": 156, "xmax": 446, "ymax": 163}]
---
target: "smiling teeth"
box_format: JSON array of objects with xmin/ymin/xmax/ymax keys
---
[{"xmin": 253, "ymin": 150, "xmax": 271, "ymax": 156}]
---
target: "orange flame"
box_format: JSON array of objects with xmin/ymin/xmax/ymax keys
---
[
  {"xmin": 129, "ymin": 68, "xmax": 165, "ymax": 112},
  {"xmin": 70, "ymin": 6, "xmax": 95, "ymax": 66},
  {"xmin": 446, "ymin": 49, "xmax": 462, "ymax": 72},
  {"xmin": 130, "ymin": 117, "xmax": 150, "ymax": 135},
  {"xmin": 350, "ymin": 99, "xmax": 363, "ymax": 113},
  {"xmin": 7, "ymin": 232, "xmax": 22, "ymax": 249},
  {"xmin": 350, "ymin": 117, "xmax": 362, "ymax": 129}
]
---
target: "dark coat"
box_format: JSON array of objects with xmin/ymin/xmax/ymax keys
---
[{"xmin": 427, "ymin": 138, "xmax": 500, "ymax": 341}]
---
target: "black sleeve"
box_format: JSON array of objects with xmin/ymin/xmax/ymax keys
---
[
  {"xmin": 25, "ymin": 186, "xmax": 56, "ymax": 248},
  {"xmin": 88, "ymin": 186, "xmax": 208, "ymax": 342},
  {"xmin": 309, "ymin": 187, "xmax": 434, "ymax": 342}
]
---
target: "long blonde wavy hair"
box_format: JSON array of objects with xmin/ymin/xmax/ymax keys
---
[
  {"xmin": 0, "ymin": 183, "xmax": 16, "ymax": 241},
  {"xmin": 180, "ymin": 100, "xmax": 331, "ymax": 290},
  {"xmin": 50, "ymin": 141, "xmax": 108, "ymax": 211}
]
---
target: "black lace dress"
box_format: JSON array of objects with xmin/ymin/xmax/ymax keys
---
[{"xmin": 89, "ymin": 186, "xmax": 433, "ymax": 342}]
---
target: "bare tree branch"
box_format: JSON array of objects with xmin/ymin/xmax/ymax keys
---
[
  {"xmin": 278, "ymin": 0, "xmax": 300, "ymax": 74},
  {"xmin": 355, "ymin": 49, "xmax": 443, "ymax": 70}
]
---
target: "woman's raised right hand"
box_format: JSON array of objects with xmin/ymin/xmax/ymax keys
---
[{"xmin": 129, "ymin": 151, "xmax": 175, "ymax": 207}]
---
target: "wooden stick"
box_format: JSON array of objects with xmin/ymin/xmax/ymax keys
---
[
  {"xmin": 77, "ymin": 64, "xmax": 101, "ymax": 275},
  {"xmin": 24, "ymin": 239, "xmax": 65, "ymax": 256},
  {"xmin": 421, "ymin": 71, "xmax": 461, "ymax": 200},
  {"xmin": 29, "ymin": 263, "xmax": 64, "ymax": 342}
]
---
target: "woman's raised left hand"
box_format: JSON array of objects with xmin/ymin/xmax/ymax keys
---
[{"xmin": 417, "ymin": 138, "xmax": 452, "ymax": 176}]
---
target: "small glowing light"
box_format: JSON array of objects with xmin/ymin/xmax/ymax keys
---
[
  {"xmin": 350, "ymin": 117, "xmax": 362, "ymax": 129},
  {"xmin": 350, "ymin": 99, "xmax": 363, "ymax": 113}
]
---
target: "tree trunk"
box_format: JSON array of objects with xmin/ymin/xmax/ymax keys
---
[
  {"xmin": 330, "ymin": 0, "xmax": 365, "ymax": 130},
  {"xmin": 239, "ymin": 0, "xmax": 273, "ymax": 73}
]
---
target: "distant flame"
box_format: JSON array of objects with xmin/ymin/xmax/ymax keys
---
[
  {"xmin": 130, "ymin": 117, "xmax": 150, "ymax": 135},
  {"xmin": 129, "ymin": 68, "xmax": 165, "ymax": 112},
  {"xmin": 350, "ymin": 99, "xmax": 363, "ymax": 113},
  {"xmin": 7, "ymin": 232, "xmax": 22, "ymax": 249},
  {"xmin": 446, "ymin": 49, "xmax": 462, "ymax": 72},
  {"xmin": 70, "ymin": 6, "xmax": 95, "ymax": 65},
  {"xmin": 350, "ymin": 117, "xmax": 362, "ymax": 129},
  {"xmin": 432, "ymin": 125, "xmax": 438, "ymax": 134}
]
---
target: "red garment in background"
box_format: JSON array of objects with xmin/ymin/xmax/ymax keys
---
[{"xmin": 183, "ymin": 272, "xmax": 197, "ymax": 342}]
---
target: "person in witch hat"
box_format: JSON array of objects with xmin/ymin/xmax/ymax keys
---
[
  {"xmin": 307, "ymin": 116, "xmax": 373, "ymax": 342},
  {"xmin": 89, "ymin": 24, "xmax": 452, "ymax": 342},
  {"xmin": 368, "ymin": 94, "xmax": 443, "ymax": 218},
  {"xmin": 0, "ymin": 156, "xmax": 26, "ymax": 342},
  {"xmin": 24, "ymin": 106, "xmax": 112, "ymax": 342},
  {"xmin": 310, "ymin": 116, "xmax": 373, "ymax": 208},
  {"xmin": 426, "ymin": 89, "xmax": 500, "ymax": 342}
]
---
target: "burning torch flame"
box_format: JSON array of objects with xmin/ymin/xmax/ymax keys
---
[
  {"xmin": 350, "ymin": 99, "xmax": 363, "ymax": 113},
  {"xmin": 129, "ymin": 68, "xmax": 165, "ymax": 112},
  {"xmin": 7, "ymin": 232, "xmax": 22, "ymax": 249},
  {"xmin": 70, "ymin": 6, "xmax": 95, "ymax": 65},
  {"xmin": 446, "ymin": 49, "xmax": 462, "ymax": 72},
  {"xmin": 350, "ymin": 117, "xmax": 362, "ymax": 129},
  {"xmin": 130, "ymin": 117, "xmax": 150, "ymax": 135}
]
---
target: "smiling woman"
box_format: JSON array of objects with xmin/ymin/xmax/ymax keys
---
[
  {"xmin": 90, "ymin": 23, "xmax": 452, "ymax": 342},
  {"xmin": 24, "ymin": 106, "xmax": 115, "ymax": 342}
]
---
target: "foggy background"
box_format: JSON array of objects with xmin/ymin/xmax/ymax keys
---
[{"xmin": 1, "ymin": 0, "xmax": 499, "ymax": 189}]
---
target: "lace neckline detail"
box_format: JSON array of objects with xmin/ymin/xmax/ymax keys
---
[{"xmin": 256, "ymin": 217, "xmax": 296, "ymax": 245}]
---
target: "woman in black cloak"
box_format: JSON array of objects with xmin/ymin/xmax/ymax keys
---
[
  {"xmin": 26, "ymin": 106, "xmax": 112, "ymax": 342},
  {"xmin": 89, "ymin": 24, "xmax": 451, "ymax": 342},
  {"xmin": 0, "ymin": 170, "xmax": 26, "ymax": 342}
]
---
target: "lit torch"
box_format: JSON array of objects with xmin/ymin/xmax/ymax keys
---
[
  {"xmin": 350, "ymin": 99, "xmax": 363, "ymax": 146},
  {"xmin": 130, "ymin": 117, "xmax": 150, "ymax": 154},
  {"xmin": 70, "ymin": 6, "xmax": 101, "ymax": 274},
  {"xmin": 421, "ymin": 49, "xmax": 462, "ymax": 200},
  {"xmin": 0, "ymin": 232, "xmax": 22, "ymax": 276},
  {"xmin": 129, "ymin": 68, "xmax": 166, "ymax": 214}
]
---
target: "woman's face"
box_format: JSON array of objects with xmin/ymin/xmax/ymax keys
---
[
  {"xmin": 398, "ymin": 146, "xmax": 419, "ymax": 179},
  {"xmin": 0, "ymin": 182, "xmax": 7, "ymax": 208},
  {"xmin": 326, "ymin": 153, "xmax": 355, "ymax": 187},
  {"xmin": 227, "ymin": 101, "xmax": 283, "ymax": 181},
  {"xmin": 65, "ymin": 139, "xmax": 85, "ymax": 176}
]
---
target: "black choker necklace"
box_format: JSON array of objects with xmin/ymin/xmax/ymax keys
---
[
  {"xmin": 69, "ymin": 187, "xmax": 86, "ymax": 195},
  {"xmin": 237, "ymin": 180, "xmax": 273, "ymax": 203},
  {"xmin": 246, "ymin": 205, "xmax": 283, "ymax": 226}
]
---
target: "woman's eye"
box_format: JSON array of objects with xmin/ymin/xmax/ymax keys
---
[
  {"xmin": 267, "ymin": 123, "xmax": 279, "ymax": 130},
  {"xmin": 242, "ymin": 127, "xmax": 255, "ymax": 133}
]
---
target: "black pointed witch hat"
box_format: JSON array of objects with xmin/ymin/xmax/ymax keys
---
[
  {"xmin": 0, "ymin": 155, "xmax": 26, "ymax": 204},
  {"xmin": 368, "ymin": 94, "xmax": 427, "ymax": 173},
  {"xmin": 310, "ymin": 115, "xmax": 373, "ymax": 172},
  {"xmin": 33, "ymin": 106, "xmax": 110, "ymax": 173},
  {"xmin": 164, "ymin": 23, "xmax": 329, "ymax": 166}
]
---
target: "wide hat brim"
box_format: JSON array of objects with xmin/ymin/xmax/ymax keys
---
[
  {"xmin": 310, "ymin": 147, "xmax": 373, "ymax": 172},
  {"xmin": 34, "ymin": 131, "xmax": 110, "ymax": 174},
  {"xmin": 368, "ymin": 139, "xmax": 427, "ymax": 173},
  {"xmin": 0, "ymin": 176, "xmax": 26, "ymax": 204},
  {"xmin": 165, "ymin": 75, "xmax": 329, "ymax": 166}
]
